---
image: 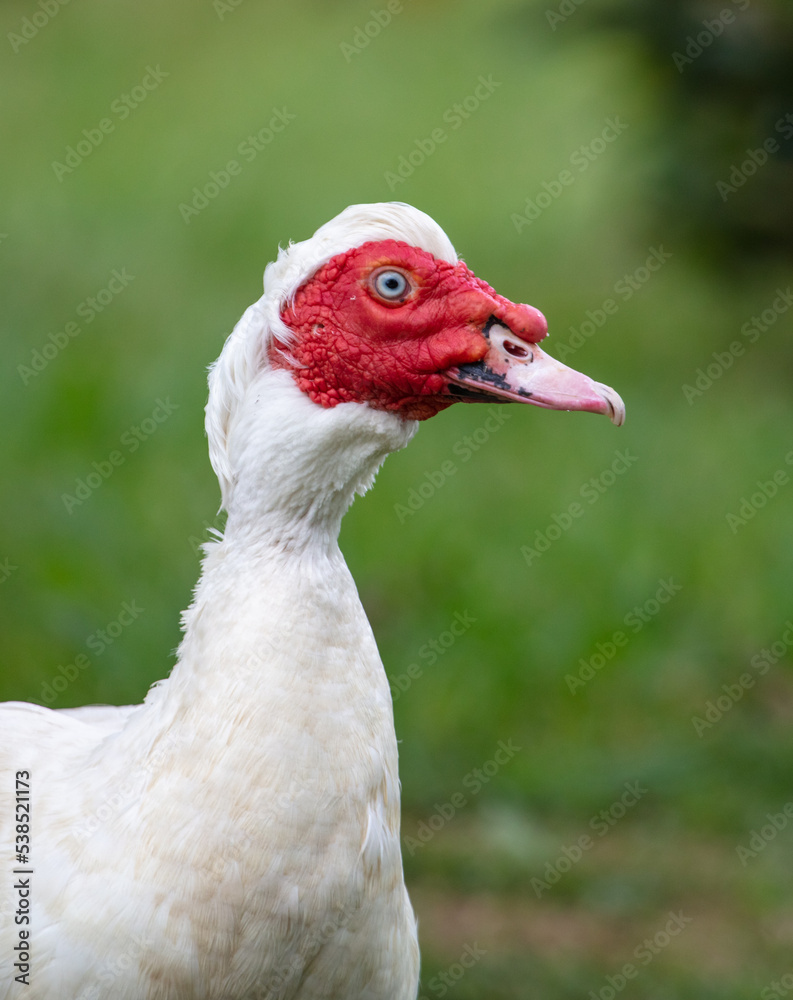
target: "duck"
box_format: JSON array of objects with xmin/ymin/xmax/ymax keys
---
[{"xmin": 0, "ymin": 202, "xmax": 624, "ymax": 1000}]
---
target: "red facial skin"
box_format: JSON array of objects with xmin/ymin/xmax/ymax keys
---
[{"xmin": 272, "ymin": 240, "xmax": 548, "ymax": 421}]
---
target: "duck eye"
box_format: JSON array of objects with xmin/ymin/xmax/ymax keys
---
[{"xmin": 372, "ymin": 269, "xmax": 410, "ymax": 302}]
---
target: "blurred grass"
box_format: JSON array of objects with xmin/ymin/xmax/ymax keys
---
[{"xmin": 1, "ymin": 0, "xmax": 792, "ymax": 996}]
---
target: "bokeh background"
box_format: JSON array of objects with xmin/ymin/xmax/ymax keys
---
[{"xmin": 2, "ymin": 0, "xmax": 792, "ymax": 995}]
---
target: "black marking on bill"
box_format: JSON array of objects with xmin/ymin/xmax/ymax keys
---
[{"xmin": 450, "ymin": 358, "xmax": 533, "ymax": 399}]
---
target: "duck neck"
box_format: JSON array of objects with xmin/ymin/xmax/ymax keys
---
[
  {"xmin": 219, "ymin": 369, "xmax": 417, "ymax": 554},
  {"xmin": 143, "ymin": 370, "xmax": 417, "ymax": 723}
]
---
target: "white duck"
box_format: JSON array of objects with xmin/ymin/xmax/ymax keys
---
[{"xmin": 0, "ymin": 203, "xmax": 623, "ymax": 1000}]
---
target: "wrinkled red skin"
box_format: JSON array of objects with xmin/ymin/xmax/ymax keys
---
[{"xmin": 272, "ymin": 240, "xmax": 548, "ymax": 421}]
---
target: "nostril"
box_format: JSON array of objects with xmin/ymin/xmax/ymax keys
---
[{"xmin": 503, "ymin": 340, "xmax": 530, "ymax": 359}]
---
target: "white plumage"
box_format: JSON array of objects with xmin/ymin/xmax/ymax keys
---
[{"xmin": 0, "ymin": 203, "xmax": 623, "ymax": 999}]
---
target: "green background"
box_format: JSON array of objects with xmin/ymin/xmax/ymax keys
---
[{"xmin": 1, "ymin": 0, "xmax": 792, "ymax": 995}]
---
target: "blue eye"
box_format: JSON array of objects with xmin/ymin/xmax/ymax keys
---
[{"xmin": 372, "ymin": 269, "xmax": 410, "ymax": 301}]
